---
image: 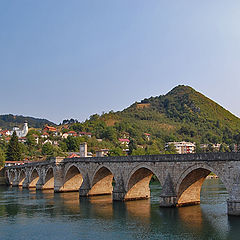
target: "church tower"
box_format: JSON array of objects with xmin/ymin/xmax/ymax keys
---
[{"xmin": 22, "ymin": 122, "xmax": 28, "ymax": 137}]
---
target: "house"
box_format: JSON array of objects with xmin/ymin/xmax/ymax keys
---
[
  {"xmin": 67, "ymin": 131, "xmax": 77, "ymax": 137},
  {"xmin": 62, "ymin": 133, "xmax": 69, "ymax": 139},
  {"xmin": 200, "ymin": 143, "xmax": 224, "ymax": 152},
  {"xmin": 96, "ymin": 149, "xmax": 109, "ymax": 157},
  {"xmin": 32, "ymin": 134, "xmax": 39, "ymax": 144},
  {"xmin": 166, "ymin": 141, "xmax": 195, "ymax": 154},
  {"xmin": 18, "ymin": 137, "xmax": 27, "ymax": 144},
  {"xmin": 41, "ymin": 132, "xmax": 49, "ymax": 138},
  {"xmin": 0, "ymin": 130, "xmax": 11, "ymax": 137},
  {"xmin": 144, "ymin": 133, "xmax": 151, "ymax": 141},
  {"xmin": 43, "ymin": 125, "xmax": 58, "ymax": 136},
  {"xmin": 68, "ymin": 153, "xmax": 80, "ymax": 158},
  {"xmin": 43, "ymin": 126, "xmax": 57, "ymax": 132},
  {"xmin": 5, "ymin": 137, "xmax": 11, "ymax": 143},
  {"xmin": 79, "ymin": 132, "xmax": 92, "ymax": 138},
  {"xmin": 62, "ymin": 131, "xmax": 78, "ymax": 139},
  {"xmin": 119, "ymin": 138, "xmax": 130, "ymax": 145},
  {"xmin": 121, "ymin": 132, "xmax": 130, "ymax": 139}
]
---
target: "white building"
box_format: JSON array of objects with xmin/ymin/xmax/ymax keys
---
[
  {"xmin": 10, "ymin": 122, "xmax": 28, "ymax": 138},
  {"xmin": 166, "ymin": 141, "xmax": 195, "ymax": 154}
]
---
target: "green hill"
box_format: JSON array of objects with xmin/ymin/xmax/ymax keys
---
[
  {"xmin": 68, "ymin": 85, "xmax": 240, "ymax": 150},
  {"xmin": 0, "ymin": 114, "xmax": 55, "ymax": 129}
]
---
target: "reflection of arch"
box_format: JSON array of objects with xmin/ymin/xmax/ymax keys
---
[
  {"xmin": 176, "ymin": 164, "xmax": 229, "ymax": 206},
  {"xmin": 88, "ymin": 166, "xmax": 114, "ymax": 196},
  {"xmin": 29, "ymin": 169, "xmax": 40, "ymax": 188},
  {"xmin": 60, "ymin": 165, "xmax": 83, "ymax": 192},
  {"xmin": 125, "ymin": 166, "xmax": 161, "ymax": 200},
  {"xmin": 42, "ymin": 167, "xmax": 54, "ymax": 190},
  {"xmin": 19, "ymin": 170, "xmax": 26, "ymax": 186}
]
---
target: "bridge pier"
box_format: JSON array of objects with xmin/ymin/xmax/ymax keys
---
[
  {"xmin": 227, "ymin": 200, "xmax": 240, "ymax": 216},
  {"xmin": 159, "ymin": 174, "xmax": 177, "ymax": 207},
  {"xmin": 12, "ymin": 180, "xmax": 19, "ymax": 187},
  {"xmin": 159, "ymin": 196, "xmax": 177, "ymax": 207},
  {"xmin": 227, "ymin": 183, "xmax": 240, "ymax": 216}
]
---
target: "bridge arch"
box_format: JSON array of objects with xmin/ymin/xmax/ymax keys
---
[
  {"xmin": 176, "ymin": 163, "xmax": 229, "ymax": 206},
  {"xmin": 61, "ymin": 164, "xmax": 83, "ymax": 192},
  {"xmin": 29, "ymin": 168, "xmax": 40, "ymax": 188},
  {"xmin": 42, "ymin": 167, "xmax": 54, "ymax": 190},
  {"xmin": 9, "ymin": 170, "xmax": 16, "ymax": 185},
  {"xmin": 125, "ymin": 165, "xmax": 161, "ymax": 200},
  {"xmin": 88, "ymin": 166, "xmax": 114, "ymax": 196},
  {"xmin": 18, "ymin": 170, "xmax": 26, "ymax": 186}
]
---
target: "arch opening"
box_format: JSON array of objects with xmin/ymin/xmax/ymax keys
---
[
  {"xmin": 18, "ymin": 171, "xmax": 26, "ymax": 186},
  {"xmin": 125, "ymin": 167, "xmax": 161, "ymax": 201},
  {"xmin": 9, "ymin": 171, "xmax": 16, "ymax": 185},
  {"xmin": 88, "ymin": 167, "xmax": 114, "ymax": 196},
  {"xmin": 177, "ymin": 168, "xmax": 228, "ymax": 207},
  {"xmin": 42, "ymin": 168, "xmax": 54, "ymax": 190},
  {"xmin": 29, "ymin": 169, "xmax": 40, "ymax": 188},
  {"xmin": 60, "ymin": 165, "xmax": 83, "ymax": 192}
]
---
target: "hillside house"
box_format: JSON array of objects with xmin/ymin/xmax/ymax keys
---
[{"xmin": 166, "ymin": 141, "xmax": 195, "ymax": 154}]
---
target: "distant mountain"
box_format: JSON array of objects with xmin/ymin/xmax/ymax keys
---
[{"xmin": 0, "ymin": 114, "xmax": 55, "ymax": 129}]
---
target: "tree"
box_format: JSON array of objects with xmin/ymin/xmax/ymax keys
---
[
  {"xmin": 131, "ymin": 148, "xmax": 146, "ymax": 155},
  {"xmin": 42, "ymin": 143, "xmax": 54, "ymax": 156},
  {"xmin": 65, "ymin": 136, "xmax": 79, "ymax": 152},
  {"xmin": 165, "ymin": 143, "xmax": 177, "ymax": 154},
  {"xmin": 219, "ymin": 143, "xmax": 230, "ymax": 152},
  {"xmin": 0, "ymin": 147, "xmax": 5, "ymax": 167},
  {"xmin": 108, "ymin": 147, "xmax": 124, "ymax": 156},
  {"xmin": 26, "ymin": 134, "xmax": 36, "ymax": 149},
  {"xmin": 6, "ymin": 131, "xmax": 22, "ymax": 161},
  {"xmin": 128, "ymin": 138, "xmax": 137, "ymax": 155}
]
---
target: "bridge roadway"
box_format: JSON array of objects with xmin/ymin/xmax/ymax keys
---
[{"xmin": 5, "ymin": 152, "xmax": 240, "ymax": 216}]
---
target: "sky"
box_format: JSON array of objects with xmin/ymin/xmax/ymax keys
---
[{"xmin": 1, "ymin": 0, "xmax": 240, "ymax": 124}]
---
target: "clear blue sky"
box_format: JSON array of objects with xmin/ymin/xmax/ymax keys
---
[{"xmin": 1, "ymin": 1, "xmax": 240, "ymax": 123}]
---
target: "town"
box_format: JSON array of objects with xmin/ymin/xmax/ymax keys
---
[{"xmin": 1, "ymin": 120, "xmax": 239, "ymax": 167}]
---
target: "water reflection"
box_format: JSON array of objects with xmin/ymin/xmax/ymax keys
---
[{"xmin": 0, "ymin": 179, "xmax": 239, "ymax": 240}]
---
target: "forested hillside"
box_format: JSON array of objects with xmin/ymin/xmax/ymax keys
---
[
  {"xmin": 0, "ymin": 114, "xmax": 55, "ymax": 129},
  {"xmin": 66, "ymin": 85, "xmax": 240, "ymax": 153}
]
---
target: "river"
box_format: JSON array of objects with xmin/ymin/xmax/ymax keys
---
[{"xmin": 0, "ymin": 179, "xmax": 239, "ymax": 240}]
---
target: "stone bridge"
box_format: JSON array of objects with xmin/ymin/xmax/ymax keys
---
[{"xmin": 5, "ymin": 153, "xmax": 240, "ymax": 216}]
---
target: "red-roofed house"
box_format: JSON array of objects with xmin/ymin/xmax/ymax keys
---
[
  {"xmin": 43, "ymin": 126, "xmax": 57, "ymax": 132},
  {"xmin": 119, "ymin": 138, "xmax": 130, "ymax": 145},
  {"xmin": 41, "ymin": 132, "xmax": 49, "ymax": 138},
  {"xmin": 79, "ymin": 132, "xmax": 92, "ymax": 138},
  {"xmin": 18, "ymin": 137, "xmax": 27, "ymax": 143},
  {"xmin": 68, "ymin": 153, "xmax": 80, "ymax": 158},
  {"xmin": 144, "ymin": 133, "xmax": 151, "ymax": 141}
]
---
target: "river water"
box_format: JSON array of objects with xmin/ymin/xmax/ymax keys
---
[{"xmin": 0, "ymin": 179, "xmax": 239, "ymax": 240}]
